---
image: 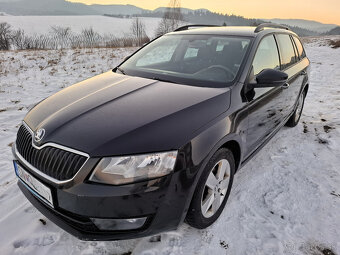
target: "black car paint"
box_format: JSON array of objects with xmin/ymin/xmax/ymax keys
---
[
  {"xmin": 25, "ymin": 73, "xmax": 231, "ymax": 157},
  {"xmin": 13, "ymin": 27, "xmax": 310, "ymax": 240}
]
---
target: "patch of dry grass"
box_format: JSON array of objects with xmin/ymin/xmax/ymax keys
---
[{"xmin": 329, "ymin": 40, "xmax": 340, "ymax": 49}]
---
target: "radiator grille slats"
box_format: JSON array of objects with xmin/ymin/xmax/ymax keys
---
[{"xmin": 16, "ymin": 125, "xmax": 87, "ymax": 181}]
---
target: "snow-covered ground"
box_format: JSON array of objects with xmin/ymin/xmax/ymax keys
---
[
  {"xmin": 0, "ymin": 38, "xmax": 339, "ymax": 255},
  {"xmin": 0, "ymin": 16, "xmax": 161, "ymax": 37}
]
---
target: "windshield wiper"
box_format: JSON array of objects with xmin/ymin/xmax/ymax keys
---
[
  {"xmin": 115, "ymin": 67, "xmax": 126, "ymax": 75},
  {"xmin": 151, "ymin": 77, "xmax": 176, "ymax": 84}
]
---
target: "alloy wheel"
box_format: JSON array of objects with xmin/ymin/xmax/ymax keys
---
[{"xmin": 201, "ymin": 159, "xmax": 231, "ymax": 218}]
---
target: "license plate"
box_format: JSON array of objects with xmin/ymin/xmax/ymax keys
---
[{"xmin": 14, "ymin": 161, "xmax": 53, "ymax": 207}]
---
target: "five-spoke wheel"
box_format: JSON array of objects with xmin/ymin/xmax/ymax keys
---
[
  {"xmin": 186, "ymin": 148, "xmax": 235, "ymax": 229},
  {"xmin": 201, "ymin": 159, "xmax": 231, "ymax": 218}
]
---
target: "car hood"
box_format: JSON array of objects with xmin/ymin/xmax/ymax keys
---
[{"xmin": 24, "ymin": 72, "xmax": 231, "ymax": 156}]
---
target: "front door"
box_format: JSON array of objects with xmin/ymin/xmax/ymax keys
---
[{"xmin": 244, "ymin": 34, "xmax": 286, "ymax": 157}]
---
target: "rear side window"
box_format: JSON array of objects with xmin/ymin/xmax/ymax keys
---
[
  {"xmin": 292, "ymin": 36, "xmax": 306, "ymax": 59},
  {"xmin": 276, "ymin": 34, "xmax": 297, "ymax": 70},
  {"xmin": 252, "ymin": 35, "xmax": 280, "ymax": 75}
]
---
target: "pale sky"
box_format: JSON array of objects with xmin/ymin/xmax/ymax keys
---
[{"xmin": 68, "ymin": 0, "xmax": 340, "ymax": 25}]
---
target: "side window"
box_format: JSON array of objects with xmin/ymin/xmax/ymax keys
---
[
  {"xmin": 276, "ymin": 34, "xmax": 298, "ymax": 69},
  {"xmin": 252, "ymin": 35, "xmax": 280, "ymax": 76},
  {"xmin": 292, "ymin": 36, "xmax": 306, "ymax": 59}
]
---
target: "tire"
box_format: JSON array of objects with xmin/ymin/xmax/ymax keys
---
[
  {"xmin": 186, "ymin": 148, "xmax": 235, "ymax": 229},
  {"xmin": 285, "ymin": 90, "xmax": 306, "ymax": 127}
]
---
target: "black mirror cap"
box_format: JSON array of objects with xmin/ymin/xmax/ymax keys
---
[{"xmin": 256, "ymin": 69, "xmax": 288, "ymax": 87}]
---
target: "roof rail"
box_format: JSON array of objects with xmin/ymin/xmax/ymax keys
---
[
  {"xmin": 174, "ymin": 24, "xmax": 221, "ymax": 32},
  {"xmin": 254, "ymin": 23, "xmax": 290, "ymax": 33}
]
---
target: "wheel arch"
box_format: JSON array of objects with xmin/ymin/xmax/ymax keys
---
[
  {"xmin": 220, "ymin": 140, "xmax": 241, "ymax": 172},
  {"xmin": 179, "ymin": 128, "xmax": 245, "ymax": 224},
  {"xmin": 303, "ymin": 83, "xmax": 309, "ymax": 95},
  {"xmin": 182, "ymin": 134, "xmax": 243, "ymax": 226}
]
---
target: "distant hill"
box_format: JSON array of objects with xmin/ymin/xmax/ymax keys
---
[
  {"xmin": 90, "ymin": 4, "xmax": 147, "ymax": 16},
  {"xmin": 132, "ymin": 11, "xmax": 318, "ymax": 36},
  {"xmin": 133, "ymin": 10, "xmax": 264, "ymax": 26},
  {"xmin": 284, "ymin": 25, "xmax": 319, "ymax": 37},
  {"xmin": 0, "ymin": 1, "xmax": 208, "ymax": 16},
  {"xmin": 265, "ymin": 18, "xmax": 337, "ymax": 33},
  {"xmin": 153, "ymin": 7, "xmax": 209, "ymax": 14},
  {"xmin": 0, "ymin": 0, "xmax": 149, "ymax": 15},
  {"xmin": 324, "ymin": 26, "xmax": 340, "ymax": 35},
  {"xmin": 0, "ymin": 0, "xmax": 98, "ymax": 15}
]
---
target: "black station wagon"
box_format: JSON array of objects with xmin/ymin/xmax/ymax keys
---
[{"xmin": 13, "ymin": 23, "xmax": 310, "ymax": 240}]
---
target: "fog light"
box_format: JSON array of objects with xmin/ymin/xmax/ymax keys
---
[{"xmin": 91, "ymin": 217, "xmax": 147, "ymax": 231}]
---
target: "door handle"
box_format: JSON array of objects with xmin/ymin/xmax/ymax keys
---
[
  {"xmin": 301, "ymin": 70, "xmax": 307, "ymax": 76},
  {"xmin": 282, "ymin": 82, "xmax": 290, "ymax": 89}
]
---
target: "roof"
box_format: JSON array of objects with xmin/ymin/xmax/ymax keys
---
[{"xmin": 169, "ymin": 26, "xmax": 295, "ymax": 38}]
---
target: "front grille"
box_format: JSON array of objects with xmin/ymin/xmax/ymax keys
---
[{"xmin": 16, "ymin": 124, "xmax": 87, "ymax": 181}]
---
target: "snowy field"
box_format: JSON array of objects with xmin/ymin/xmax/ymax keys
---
[
  {"xmin": 0, "ymin": 38, "xmax": 340, "ymax": 255},
  {"xmin": 0, "ymin": 16, "xmax": 161, "ymax": 37}
]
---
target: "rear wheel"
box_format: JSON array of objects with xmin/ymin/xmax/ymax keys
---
[
  {"xmin": 186, "ymin": 148, "xmax": 235, "ymax": 229},
  {"xmin": 286, "ymin": 90, "xmax": 306, "ymax": 127}
]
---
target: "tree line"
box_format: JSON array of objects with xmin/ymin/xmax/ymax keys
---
[
  {"xmin": 0, "ymin": 0, "xmax": 187, "ymax": 51},
  {"xmin": 0, "ymin": 20, "xmax": 150, "ymax": 51}
]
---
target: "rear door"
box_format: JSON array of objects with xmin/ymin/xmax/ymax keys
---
[
  {"xmin": 244, "ymin": 34, "xmax": 286, "ymax": 156},
  {"xmin": 289, "ymin": 35, "xmax": 309, "ymax": 110},
  {"xmin": 275, "ymin": 34, "xmax": 306, "ymax": 117}
]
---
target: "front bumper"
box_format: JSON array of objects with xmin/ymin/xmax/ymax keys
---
[
  {"xmin": 18, "ymin": 181, "xmax": 155, "ymax": 240},
  {"xmin": 14, "ymin": 149, "xmax": 198, "ymax": 240}
]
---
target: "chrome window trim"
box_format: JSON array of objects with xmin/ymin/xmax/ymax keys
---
[{"xmin": 15, "ymin": 121, "xmax": 90, "ymax": 185}]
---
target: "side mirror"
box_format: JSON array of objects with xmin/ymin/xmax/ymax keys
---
[{"xmin": 250, "ymin": 69, "xmax": 288, "ymax": 88}]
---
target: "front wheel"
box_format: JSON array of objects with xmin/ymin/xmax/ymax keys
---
[
  {"xmin": 186, "ymin": 148, "xmax": 235, "ymax": 229},
  {"xmin": 286, "ymin": 90, "xmax": 306, "ymax": 127}
]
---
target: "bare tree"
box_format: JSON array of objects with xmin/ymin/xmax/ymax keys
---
[
  {"xmin": 0, "ymin": 22, "xmax": 12, "ymax": 50},
  {"xmin": 50, "ymin": 26, "xmax": 72, "ymax": 49},
  {"xmin": 50, "ymin": 26, "xmax": 71, "ymax": 38},
  {"xmin": 156, "ymin": 0, "xmax": 184, "ymax": 36},
  {"xmin": 12, "ymin": 29, "xmax": 26, "ymax": 49},
  {"xmin": 81, "ymin": 28, "xmax": 101, "ymax": 48},
  {"xmin": 131, "ymin": 18, "xmax": 147, "ymax": 46}
]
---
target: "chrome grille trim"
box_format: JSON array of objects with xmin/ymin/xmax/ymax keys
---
[{"xmin": 15, "ymin": 121, "xmax": 90, "ymax": 184}]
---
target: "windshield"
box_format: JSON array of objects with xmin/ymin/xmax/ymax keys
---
[{"xmin": 118, "ymin": 34, "xmax": 251, "ymax": 87}]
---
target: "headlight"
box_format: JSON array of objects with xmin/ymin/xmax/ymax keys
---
[{"xmin": 89, "ymin": 151, "xmax": 177, "ymax": 185}]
